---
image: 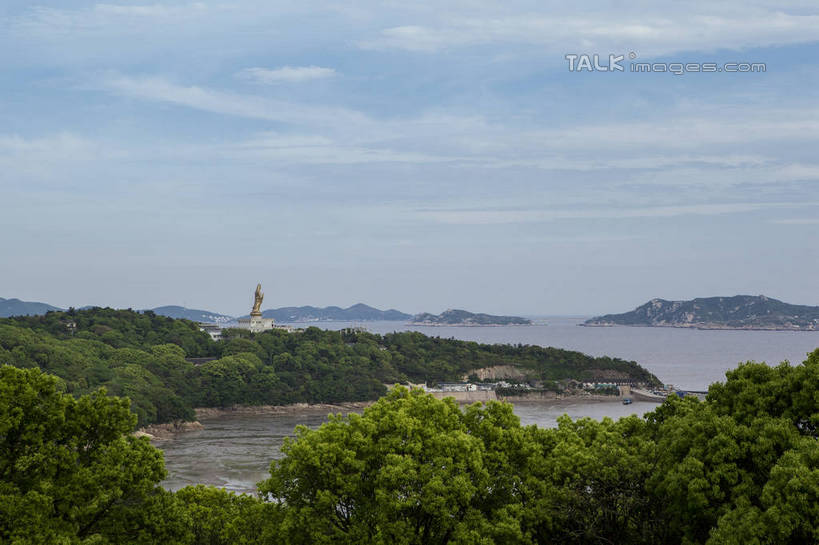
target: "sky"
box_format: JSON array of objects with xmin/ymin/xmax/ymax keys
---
[{"xmin": 1, "ymin": 0, "xmax": 818, "ymax": 316}]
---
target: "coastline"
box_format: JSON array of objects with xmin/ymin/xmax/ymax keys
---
[
  {"xmin": 137, "ymin": 420, "xmax": 205, "ymax": 440},
  {"xmin": 139, "ymin": 394, "xmax": 641, "ymax": 438},
  {"xmin": 502, "ymin": 394, "xmax": 633, "ymax": 404},
  {"xmin": 407, "ymin": 322, "xmax": 534, "ymax": 327},
  {"xmin": 580, "ymin": 323, "xmax": 819, "ymax": 332},
  {"xmin": 193, "ymin": 401, "xmax": 376, "ymax": 420}
]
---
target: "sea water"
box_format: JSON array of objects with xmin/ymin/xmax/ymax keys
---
[{"xmin": 158, "ymin": 318, "xmax": 819, "ymax": 493}]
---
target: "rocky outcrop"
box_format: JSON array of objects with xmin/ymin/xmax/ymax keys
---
[
  {"xmin": 584, "ymin": 295, "xmax": 819, "ymax": 331},
  {"xmin": 463, "ymin": 365, "xmax": 530, "ymax": 381},
  {"xmin": 194, "ymin": 401, "xmax": 374, "ymax": 420},
  {"xmin": 138, "ymin": 420, "xmax": 204, "ymax": 439}
]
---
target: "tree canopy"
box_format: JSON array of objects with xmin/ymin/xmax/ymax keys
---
[
  {"xmin": 3, "ymin": 308, "xmax": 817, "ymax": 544},
  {"xmin": 0, "ymin": 309, "xmax": 659, "ymax": 427},
  {"xmin": 0, "ymin": 366, "xmax": 185, "ymax": 544},
  {"xmin": 261, "ymin": 349, "xmax": 819, "ymax": 545}
]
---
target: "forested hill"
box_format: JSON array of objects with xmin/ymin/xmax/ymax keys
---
[
  {"xmin": 0, "ymin": 297, "xmax": 61, "ymax": 317},
  {"xmin": 411, "ymin": 309, "xmax": 532, "ymax": 325},
  {"xmin": 258, "ymin": 303, "xmax": 411, "ymax": 322},
  {"xmin": 0, "ymin": 308, "xmax": 659, "ymax": 426},
  {"xmin": 585, "ymin": 295, "xmax": 819, "ymax": 330},
  {"xmin": 149, "ymin": 305, "xmax": 235, "ymax": 324}
]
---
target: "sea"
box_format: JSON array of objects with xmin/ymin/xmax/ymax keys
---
[{"xmin": 157, "ymin": 317, "xmax": 819, "ymax": 493}]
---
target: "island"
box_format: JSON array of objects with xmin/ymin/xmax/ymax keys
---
[
  {"xmin": 410, "ymin": 308, "xmax": 532, "ymax": 326},
  {"xmin": 583, "ymin": 295, "xmax": 819, "ymax": 331},
  {"xmin": 257, "ymin": 303, "xmax": 411, "ymax": 322}
]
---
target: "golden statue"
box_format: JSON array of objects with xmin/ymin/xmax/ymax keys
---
[{"xmin": 251, "ymin": 283, "xmax": 264, "ymax": 317}]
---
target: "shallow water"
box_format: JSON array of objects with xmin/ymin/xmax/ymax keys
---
[
  {"xmin": 159, "ymin": 400, "xmax": 661, "ymax": 493},
  {"xmin": 158, "ymin": 319, "xmax": 819, "ymax": 493}
]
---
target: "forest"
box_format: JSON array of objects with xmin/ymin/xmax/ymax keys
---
[
  {"xmin": 2, "ymin": 348, "xmax": 819, "ymax": 544},
  {"xmin": 0, "ymin": 308, "xmax": 659, "ymax": 426}
]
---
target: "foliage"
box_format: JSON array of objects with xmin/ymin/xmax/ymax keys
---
[
  {"xmin": 4, "ymin": 307, "xmax": 216, "ymax": 356},
  {"xmin": 0, "ymin": 365, "xmax": 187, "ymax": 544},
  {"xmin": 260, "ymin": 387, "xmax": 525, "ymax": 545},
  {"xmin": 174, "ymin": 485, "xmax": 281, "ymax": 545},
  {"xmin": 260, "ymin": 349, "xmax": 819, "ymax": 545},
  {"xmin": 4, "ymin": 339, "xmax": 819, "ymax": 544},
  {"xmin": 0, "ymin": 309, "xmax": 659, "ymax": 426},
  {"xmin": 378, "ymin": 330, "xmax": 659, "ymax": 385}
]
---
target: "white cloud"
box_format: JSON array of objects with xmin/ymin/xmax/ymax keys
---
[
  {"xmin": 418, "ymin": 202, "xmax": 819, "ymax": 225},
  {"xmin": 0, "ymin": 133, "xmax": 129, "ymax": 187},
  {"xmin": 15, "ymin": 1, "xmax": 819, "ymax": 64},
  {"xmin": 238, "ymin": 66, "xmax": 337, "ymax": 84},
  {"xmin": 102, "ymin": 75, "xmax": 371, "ymax": 130},
  {"xmin": 93, "ymin": 3, "xmax": 207, "ymax": 18},
  {"xmin": 0, "ymin": 133, "xmax": 96, "ymax": 161},
  {"xmin": 98, "ymin": 75, "xmax": 819, "ymax": 178},
  {"xmin": 12, "ymin": 2, "xmax": 212, "ymax": 35},
  {"xmin": 227, "ymin": 132, "xmax": 455, "ymax": 164},
  {"xmin": 359, "ymin": 8, "xmax": 819, "ymax": 57},
  {"xmin": 770, "ymin": 218, "xmax": 819, "ymax": 225}
]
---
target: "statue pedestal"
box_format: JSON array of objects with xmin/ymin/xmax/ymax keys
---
[{"xmin": 237, "ymin": 314, "xmax": 275, "ymax": 333}]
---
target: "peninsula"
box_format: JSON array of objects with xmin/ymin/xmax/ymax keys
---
[
  {"xmin": 583, "ymin": 295, "xmax": 819, "ymax": 331},
  {"xmin": 0, "ymin": 307, "xmax": 657, "ymax": 428},
  {"xmin": 410, "ymin": 309, "xmax": 532, "ymax": 326}
]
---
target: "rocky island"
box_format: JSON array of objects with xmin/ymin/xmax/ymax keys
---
[
  {"xmin": 583, "ymin": 295, "xmax": 819, "ymax": 331},
  {"xmin": 410, "ymin": 308, "xmax": 532, "ymax": 326}
]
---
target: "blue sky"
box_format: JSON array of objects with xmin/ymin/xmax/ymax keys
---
[{"xmin": 1, "ymin": 1, "xmax": 818, "ymax": 316}]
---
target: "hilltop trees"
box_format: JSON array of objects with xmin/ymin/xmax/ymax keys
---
[
  {"xmin": 260, "ymin": 387, "xmax": 527, "ymax": 545},
  {"xmin": 0, "ymin": 309, "xmax": 659, "ymax": 427},
  {"xmin": 260, "ymin": 349, "xmax": 819, "ymax": 545},
  {"xmin": 3, "ymin": 337, "xmax": 819, "ymax": 544},
  {"xmin": 0, "ymin": 366, "xmax": 186, "ymax": 544}
]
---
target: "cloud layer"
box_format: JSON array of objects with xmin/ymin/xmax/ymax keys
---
[{"xmin": 1, "ymin": 0, "xmax": 818, "ymax": 314}]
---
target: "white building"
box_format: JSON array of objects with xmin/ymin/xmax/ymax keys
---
[
  {"xmin": 236, "ymin": 315, "xmax": 277, "ymax": 333},
  {"xmin": 198, "ymin": 323, "xmax": 223, "ymax": 341}
]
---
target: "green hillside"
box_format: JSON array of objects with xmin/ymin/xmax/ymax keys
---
[
  {"xmin": 411, "ymin": 308, "xmax": 532, "ymax": 325},
  {"xmin": 0, "ymin": 308, "xmax": 659, "ymax": 426}
]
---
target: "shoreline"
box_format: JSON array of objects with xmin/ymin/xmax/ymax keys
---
[
  {"xmin": 504, "ymin": 394, "xmax": 640, "ymax": 405},
  {"xmin": 193, "ymin": 401, "xmax": 376, "ymax": 421},
  {"xmin": 139, "ymin": 394, "xmax": 646, "ymax": 438},
  {"xmin": 580, "ymin": 323, "xmax": 819, "ymax": 332},
  {"xmin": 137, "ymin": 420, "xmax": 205, "ymax": 440},
  {"xmin": 406, "ymin": 323, "xmax": 534, "ymax": 327}
]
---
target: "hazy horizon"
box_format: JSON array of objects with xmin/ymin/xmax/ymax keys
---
[
  {"xmin": 2, "ymin": 1, "xmax": 817, "ymax": 316},
  {"xmin": 3, "ymin": 291, "xmax": 817, "ymax": 319}
]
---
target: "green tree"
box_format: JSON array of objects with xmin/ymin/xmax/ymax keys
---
[
  {"xmin": 648, "ymin": 400, "xmax": 806, "ymax": 545},
  {"xmin": 175, "ymin": 485, "xmax": 282, "ymax": 545},
  {"xmin": 260, "ymin": 387, "xmax": 529, "ymax": 545},
  {"xmin": 707, "ymin": 349, "xmax": 819, "ymax": 436},
  {"xmin": 522, "ymin": 415, "xmax": 657, "ymax": 545},
  {"xmin": 0, "ymin": 365, "xmax": 186, "ymax": 544}
]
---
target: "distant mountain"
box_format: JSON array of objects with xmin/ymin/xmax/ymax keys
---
[
  {"xmin": 410, "ymin": 309, "xmax": 532, "ymax": 326},
  {"xmin": 258, "ymin": 303, "xmax": 412, "ymax": 322},
  {"xmin": 148, "ymin": 306, "xmax": 235, "ymax": 324},
  {"xmin": 0, "ymin": 297, "xmax": 62, "ymax": 318},
  {"xmin": 583, "ymin": 295, "xmax": 819, "ymax": 331}
]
